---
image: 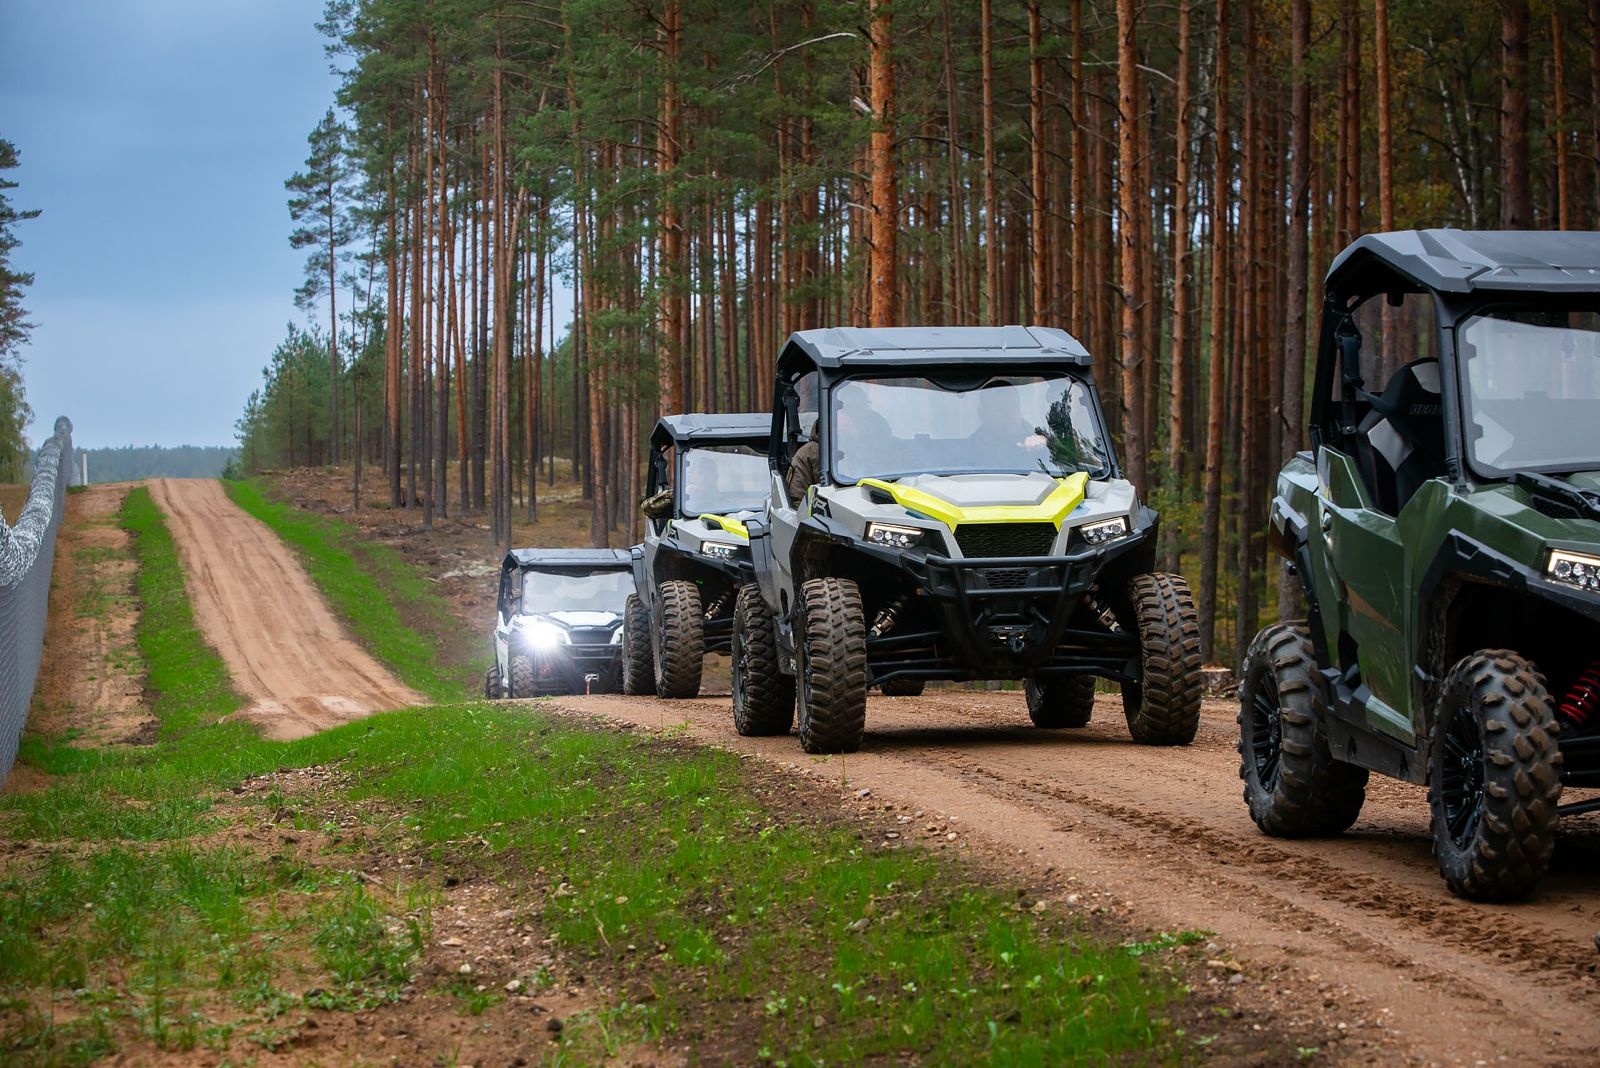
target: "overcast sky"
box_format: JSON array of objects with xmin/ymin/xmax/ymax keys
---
[{"xmin": 2, "ymin": 1, "xmax": 343, "ymax": 449}]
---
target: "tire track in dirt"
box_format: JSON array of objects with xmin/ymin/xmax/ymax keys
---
[
  {"xmin": 146, "ymin": 479, "xmax": 424, "ymax": 739},
  {"xmin": 565, "ymin": 689, "xmax": 1600, "ymax": 1066},
  {"xmin": 891, "ymin": 693, "xmax": 1600, "ymax": 982}
]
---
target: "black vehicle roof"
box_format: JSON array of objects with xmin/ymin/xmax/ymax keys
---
[
  {"xmin": 651, "ymin": 412, "xmax": 771, "ymax": 449},
  {"xmin": 1328, "ymin": 229, "xmax": 1600, "ymax": 295},
  {"xmin": 503, "ymin": 547, "xmax": 632, "ymax": 571},
  {"xmin": 778, "ymin": 326, "xmax": 1091, "ymax": 372}
]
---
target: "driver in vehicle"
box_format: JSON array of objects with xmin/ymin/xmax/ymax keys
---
[{"xmin": 969, "ymin": 382, "xmax": 1048, "ymax": 467}]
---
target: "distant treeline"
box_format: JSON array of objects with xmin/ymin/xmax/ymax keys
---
[{"xmin": 82, "ymin": 445, "xmax": 238, "ymax": 482}]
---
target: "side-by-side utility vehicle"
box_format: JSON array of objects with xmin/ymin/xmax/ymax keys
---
[
  {"xmin": 732, "ymin": 325, "xmax": 1204, "ymax": 753},
  {"xmin": 1240, "ymin": 229, "xmax": 1600, "ymax": 900},
  {"xmin": 488, "ymin": 547, "xmax": 633, "ymax": 697},
  {"xmin": 623, "ymin": 413, "xmax": 772, "ymax": 697}
]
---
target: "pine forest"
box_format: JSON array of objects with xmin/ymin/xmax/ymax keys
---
[{"xmin": 233, "ymin": 0, "xmax": 1600, "ymax": 663}]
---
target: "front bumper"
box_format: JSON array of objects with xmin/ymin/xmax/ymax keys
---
[
  {"xmin": 864, "ymin": 532, "xmax": 1150, "ymax": 685},
  {"xmin": 516, "ymin": 640, "xmax": 623, "ymax": 696}
]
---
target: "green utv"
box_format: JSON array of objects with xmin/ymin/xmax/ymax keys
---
[
  {"xmin": 733, "ymin": 326, "xmax": 1204, "ymax": 754},
  {"xmin": 622, "ymin": 413, "xmax": 772, "ymax": 698},
  {"xmin": 1241, "ymin": 229, "xmax": 1600, "ymax": 901}
]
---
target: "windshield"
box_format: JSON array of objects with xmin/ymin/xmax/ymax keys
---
[
  {"xmin": 521, "ymin": 568, "xmax": 632, "ymax": 615},
  {"xmin": 680, "ymin": 444, "xmax": 769, "ymax": 515},
  {"xmin": 1460, "ymin": 307, "xmax": 1600, "ymax": 476},
  {"xmin": 829, "ymin": 374, "xmax": 1111, "ymax": 483}
]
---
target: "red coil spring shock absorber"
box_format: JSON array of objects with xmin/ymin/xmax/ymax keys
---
[{"xmin": 1559, "ymin": 660, "xmax": 1600, "ymax": 729}]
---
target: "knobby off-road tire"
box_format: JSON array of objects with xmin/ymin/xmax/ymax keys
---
[
  {"xmin": 880, "ymin": 678, "xmax": 926, "ymax": 697},
  {"xmin": 1237, "ymin": 624, "xmax": 1368, "ymax": 836},
  {"xmin": 1122, "ymin": 573, "xmax": 1204, "ymax": 745},
  {"xmin": 796, "ymin": 576, "xmax": 868, "ymax": 754},
  {"xmin": 653, "ymin": 580, "xmax": 704, "ymax": 698},
  {"xmin": 1025, "ymin": 675, "xmax": 1096, "ymax": 728},
  {"xmin": 508, "ymin": 653, "xmax": 536, "ymax": 699},
  {"xmin": 621, "ymin": 593, "xmax": 656, "ymax": 696},
  {"xmin": 484, "ymin": 664, "xmax": 502, "ymax": 700},
  {"xmin": 732, "ymin": 584, "xmax": 795, "ymax": 735},
  {"xmin": 1429, "ymin": 650, "xmax": 1563, "ymax": 901}
]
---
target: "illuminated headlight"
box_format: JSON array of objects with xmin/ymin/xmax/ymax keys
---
[
  {"xmin": 701, "ymin": 541, "xmax": 740, "ymax": 560},
  {"xmin": 1548, "ymin": 549, "xmax": 1600, "ymax": 592},
  {"xmin": 1080, "ymin": 516, "xmax": 1131, "ymax": 545},
  {"xmin": 866, "ymin": 522, "xmax": 925, "ymax": 550},
  {"xmin": 517, "ymin": 616, "xmax": 571, "ymax": 650}
]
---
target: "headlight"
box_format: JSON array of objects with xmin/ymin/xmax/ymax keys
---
[
  {"xmin": 1548, "ymin": 549, "xmax": 1600, "ymax": 592},
  {"xmin": 866, "ymin": 522, "xmax": 925, "ymax": 549},
  {"xmin": 701, "ymin": 541, "xmax": 740, "ymax": 559},
  {"xmin": 1080, "ymin": 516, "xmax": 1131, "ymax": 545},
  {"xmin": 609, "ymin": 626, "xmax": 624, "ymax": 645},
  {"xmin": 517, "ymin": 616, "xmax": 570, "ymax": 650}
]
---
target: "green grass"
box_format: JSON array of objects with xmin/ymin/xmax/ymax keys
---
[
  {"xmin": 1, "ymin": 481, "xmax": 1201, "ymax": 1065},
  {"xmin": 2, "ymin": 488, "xmax": 428, "ymax": 1065},
  {"xmin": 223, "ymin": 478, "xmax": 474, "ymax": 701},
  {"xmin": 298, "ymin": 705, "xmax": 1188, "ymax": 1063}
]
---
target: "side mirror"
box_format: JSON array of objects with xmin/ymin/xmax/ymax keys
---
[{"xmin": 641, "ymin": 487, "xmax": 674, "ymax": 519}]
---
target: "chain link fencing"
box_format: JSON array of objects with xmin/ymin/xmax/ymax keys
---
[{"xmin": 0, "ymin": 417, "xmax": 74, "ymax": 781}]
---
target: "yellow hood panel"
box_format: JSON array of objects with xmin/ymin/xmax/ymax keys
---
[{"xmin": 856, "ymin": 472, "xmax": 1088, "ymax": 531}]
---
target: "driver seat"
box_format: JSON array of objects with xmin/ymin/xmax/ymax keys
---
[{"xmin": 1358, "ymin": 358, "xmax": 1445, "ymax": 513}]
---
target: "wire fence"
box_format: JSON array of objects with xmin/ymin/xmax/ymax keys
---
[{"xmin": 0, "ymin": 417, "xmax": 74, "ymax": 781}]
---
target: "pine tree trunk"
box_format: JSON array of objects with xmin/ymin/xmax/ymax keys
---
[
  {"xmin": 981, "ymin": 0, "xmax": 999, "ymax": 325},
  {"xmin": 1278, "ymin": 0, "xmax": 1312, "ymax": 624},
  {"xmin": 326, "ymin": 181, "xmax": 340, "ymax": 467},
  {"xmin": 868, "ymin": 0, "xmax": 898, "ymax": 328},
  {"xmin": 658, "ymin": 0, "xmax": 684, "ymax": 418},
  {"xmin": 386, "ymin": 170, "xmax": 402, "ymax": 509},
  {"xmin": 1553, "ymin": 11, "xmax": 1573, "ymax": 230},
  {"xmin": 1029, "ymin": 2, "xmax": 1047, "ymax": 324},
  {"xmin": 1116, "ymin": 0, "xmax": 1147, "ymax": 492},
  {"xmin": 1501, "ymin": 0, "xmax": 1532, "ymax": 227},
  {"xmin": 1169, "ymin": 0, "xmax": 1194, "ymax": 499},
  {"xmin": 1200, "ymin": 0, "xmax": 1231, "ymax": 662},
  {"xmin": 1590, "ymin": 0, "xmax": 1600, "ymax": 225},
  {"xmin": 1070, "ymin": 0, "xmax": 1086, "ymax": 340},
  {"xmin": 1339, "ymin": 0, "xmax": 1361, "ymax": 245}
]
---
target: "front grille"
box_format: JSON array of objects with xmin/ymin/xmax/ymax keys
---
[
  {"xmin": 956, "ymin": 522, "xmax": 1057, "ymax": 559},
  {"xmin": 568, "ymin": 627, "xmax": 617, "ymax": 647},
  {"xmin": 981, "ymin": 568, "xmax": 1030, "ymax": 589}
]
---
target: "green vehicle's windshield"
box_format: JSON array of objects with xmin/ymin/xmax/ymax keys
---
[
  {"xmin": 679, "ymin": 444, "xmax": 769, "ymax": 516},
  {"xmin": 521, "ymin": 569, "xmax": 632, "ymax": 615},
  {"xmin": 1460, "ymin": 307, "xmax": 1600, "ymax": 477},
  {"xmin": 829, "ymin": 374, "xmax": 1110, "ymax": 483}
]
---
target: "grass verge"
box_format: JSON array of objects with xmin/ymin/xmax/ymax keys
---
[{"xmin": 3, "ymin": 482, "xmax": 1207, "ymax": 1065}]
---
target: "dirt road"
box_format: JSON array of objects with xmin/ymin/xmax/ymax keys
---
[
  {"xmin": 566, "ymin": 687, "xmax": 1600, "ymax": 1066},
  {"xmin": 147, "ymin": 479, "xmax": 423, "ymax": 739}
]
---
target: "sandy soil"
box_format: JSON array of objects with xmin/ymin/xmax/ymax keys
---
[
  {"xmin": 560, "ymin": 688, "xmax": 1600, "ymax": 1067},
  {"xmin": 12, "ymin": 484, "xmax": 154, "ymax": 765},
  {"xmin": 146, "ymin": 478, "xmax": 423, "ymax": 739}
]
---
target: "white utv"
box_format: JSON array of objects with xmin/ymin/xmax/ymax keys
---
[
  {"xmin": 488, "ymin": 548, "xmax": 634, "ymax": 697},
  {"xmin": 733, "ymin": 326, "xmax": 1204, "ymax": 754},
  {"xmin": 622, "ymin": 413, "xmax": 772, "ymax": 698}
]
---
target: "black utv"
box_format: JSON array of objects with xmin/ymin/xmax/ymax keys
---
[
  {"xmin": 488, "ymin": 547, "xmax": 633, "ymax": 697},
  {"xmin": 622, "ymin": 413, "xmax": 772, "ymax": 697}
]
